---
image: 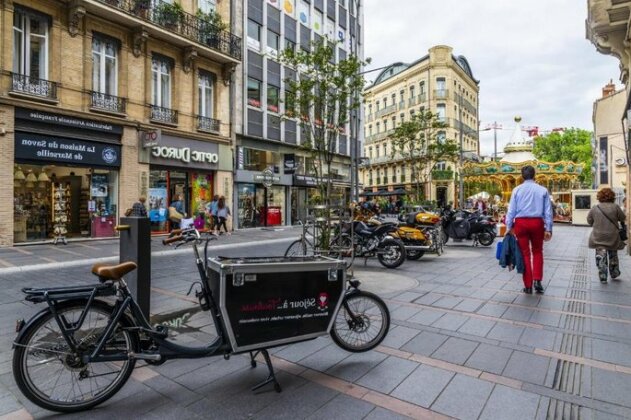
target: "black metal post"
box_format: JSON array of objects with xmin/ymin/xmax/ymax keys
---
[{"xmin": 118, "ymin": 217, "xmax": 151, "ymax": 318}]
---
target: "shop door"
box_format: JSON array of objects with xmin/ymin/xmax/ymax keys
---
[
  {"xmin": 436, "ymin": 186, "xmax": 448, "ymax": 208},
  {"xmin": 61, "ymin": 175, "xmax": 82, "ymax": 234},
  {"xmin": 169, "ymin": 171, "xmax": 188, "ymax": 217}
]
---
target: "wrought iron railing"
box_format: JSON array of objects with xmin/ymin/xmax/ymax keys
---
[
  {"xmin": 434, "ymin": 89, "xmax": 449, "ymax": 100},
  {"xmin": 96, "ymin": 0, "xmax": 242, "ymax": 60},
  {"xmin": 150, "ymin": 105, "xmax": 178, "ymax": 124},
  {"xmin": 11, "ymin": 73, "xmax": 57, "ymax": 99},
  {"xmin": 90, "ymin": 91, "xmax": 127, "ymax": 113},
  {"xmin": 197, "ymin": 115, "xmax": 220, "ymax": 132}
]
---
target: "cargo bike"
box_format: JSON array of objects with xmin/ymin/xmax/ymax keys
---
[{"xmin": 12, "ymin": 228, "xmax": 390, "ymax": 413}]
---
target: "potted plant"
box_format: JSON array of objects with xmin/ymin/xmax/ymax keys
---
[
  {"xmin": 196, "ymin": 9, "xmax": 227, "ymax": 48},
  {"xmin": 154, "ymin": 2, "xmax": 185, "ymax": 31},
  {"xmin": 132, "ymin": 0, "xmax": 150, "ymax": 19}
]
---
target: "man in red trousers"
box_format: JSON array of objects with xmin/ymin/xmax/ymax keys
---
[{"xmin": 505, "ymin": 165, "xmax": 553, "ymax": 294}]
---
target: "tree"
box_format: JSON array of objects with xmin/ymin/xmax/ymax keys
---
[
  {"xmin": 278, "ymin": 40, "xmax": 366, "ymax": 248},
  {"xmin": 390, "ymin": 110, "xmax": 460, "ymax": 202},
  {"xmin": 533, "ymin": 128, "xmax": 593, "ymax": 185}
]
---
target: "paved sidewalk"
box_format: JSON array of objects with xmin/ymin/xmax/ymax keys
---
[
  {"xmin": 2, "ymin": 225, "xmax": 631, "ymax": 419},
  {"xmin": 0, "ymin": 226, "xmax": 300, "ymax": 272}
]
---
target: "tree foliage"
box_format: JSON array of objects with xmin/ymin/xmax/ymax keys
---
[
  {"xmin": 390, "ymin": 110, "xmax": 460, "ymax": 201},
  {"xmin": 278, "ymin": 40, "xmax": 365, "ymax": 247},
  {"xmin": 532, "ymin": 128, "xmax": 593, "ymax": 185}
]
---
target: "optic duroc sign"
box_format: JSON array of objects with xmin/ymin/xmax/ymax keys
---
[
  {"xmin": 148, "ymin": 135, "xmax": 220, "ymax": 169},
  {"xmin": 14, "ymin": 132, "xmax": 121, "ymax": 167}
]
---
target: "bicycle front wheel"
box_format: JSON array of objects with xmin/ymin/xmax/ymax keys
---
[
  {"xmin": 331, "ymin": 290, "xmax": 390, "ymax": 352},
  {"xmin": 13, "ymin": 300, "xmax": 138, "ymax": 413},
  {"xmin": 284, "ymin": 239, "xmax": 314, "ymax": 257}
]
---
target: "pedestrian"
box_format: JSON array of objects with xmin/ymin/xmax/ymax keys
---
[
  {"xmin": 169, "ymin": 194, "xmax": 185, "ymax": 230},
  {"xmin": 216, "ymin": 196, "xmax": 231, "ymax": 235},
  {"xmin": 131, "ymin": 196, "xmax": 147, "ymax": 217},
  {"xmin": 587, "ymin": 188, "xmax": 626, "ymax": 283},
  {"xmin": 206, "ymin": 194, "xmax": 219, "ymax": 234},
  {"xmin": 505, "ymin": 165, "xmax": 553, "ymax": 294}
]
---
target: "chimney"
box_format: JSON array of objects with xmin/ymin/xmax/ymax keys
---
[{"xmin": 602, "ymin": 79, "xmax": 616, "ymax": 98}]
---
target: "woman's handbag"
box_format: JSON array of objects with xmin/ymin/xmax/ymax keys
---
[{"xmin": 597, "ymin": 205, "xmax": 627, "ymax": 241}]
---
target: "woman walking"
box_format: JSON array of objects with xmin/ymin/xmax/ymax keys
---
[
  {"xmin": 216, "ymin": 196, "xmax": 231, "ymax": 235},
  {"xmin": 587, "ymin": 188, "xmax": 626, "ymax": 283}
]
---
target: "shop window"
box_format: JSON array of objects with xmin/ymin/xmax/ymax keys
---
[
  {"xmin": 92, "ymin": 36, "xmax": 117, "ymax": 95},
  {"xmin": 247, "ymin": 77, "xmax": 261, "ymax": 108},
  {"xmin": 198, "ymin": 71, "xmax": 214, "ymax": 118},
  {"xmin": 13, "ymin": 8, "xmax": 49, "ymax": 81},
  {"xmin": 242, "ymin": 148, "xmax": 280, "ymax": 172},
  {"xmin": 198, "ymin": 0, "xmax": 216, "ymax": 13},
  {"xmin": 247, "ymin": 19, "xmax": 261, "ymax": 50},
  {"xmin": 267, "ymin": 85, "xmax": 279, "ymax": 113},
  {"xmin": 151, "ymin": 56, "xmax": 171, "ymax": 108}
]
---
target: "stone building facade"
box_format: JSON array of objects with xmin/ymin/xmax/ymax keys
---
[
  {"xmin": 360, "ymin": 45, "xmax": 480, "ymax": 206},
  {"xmin": 0, "ymin": 0, "xmax": 241, "ymax": 246}
]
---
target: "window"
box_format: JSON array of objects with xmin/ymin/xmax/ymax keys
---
[
  {"xmin": 391, "ymin": 93, "xmax": 396, "ymax": 105},
  {"xmin": 420, "ymin": 81, "xmax": 425, "ymax": 95},
  {"xmin": 198, "ymin": 71, "xmax": 214, "ymax": 117},
  {"xmin": 267, "ymin": 85, "xmax": 279, "ymax": 113},
  {"xmin": 368, "ymin": 124, "xmax": 372, "ymax": 135},
  {"xmin": 368, "ymin": 103, "xmax": 372, "ymax": 115},
  {"xmin": 151, "ymin": 56, "xmax": 171, "ymax": 108},
  {"xmin": 13, "ymin": 9, "xmax": 49, "ymax": 80},
  {"xmin": 400, "ymin": 90, "xmax": 405, "ymax": 102},
  {"xmin": 435, "ymin": 161, "xmax": 447, "ymax": 170},
  {"xmin": 376, "ymin": 122, "xmax": 380, "ymax": 132},
  {"xmin": 383, "ymin": 97, "xmax": 388, "ymax": 107},
  {"xmin": 409, "ymin": 86, "xmax": 415, "ymax": 98},
  {"xmin": 401, "ymin": 166, "xmax": 406, "ymax": 181},
  {"xmin": 267, "ymin": 30, "xmax": 280, "ymax": 56},
  {"xmin": 436, "ymin": 104, "xmax": 446, "ymax": 121},
  {"xmin": 392, "ymin": 116, "xmax": 396, "ymax": 127},
  {"xmin": 247, "ymin": 19, "xmax": 261, "ymax": 50},
  {"xmin": 247, "ymin": 78, "xmax": 261, "ymax": 108},
  {"xmin": 436, "ymin": 77, "xmax": 446, "ymax": 91},
  {"xmin": 383, "ymin": 119, "xmax": 388, "ymax": 130},
  {"xmin": 375, "ymin": 144, "xmax": 379, "ymax": 157},
  {"xmin": 285, "ymin": 38, "xmax": 296, "ymax": 52},
  {"xmin": 376, "ymin": 100, "xmax": 380, "ymax": 111},
  {"xmin": 92, "ymin": 36, "xmax": 117, "ymax": 95},
  {"xmin": 400, "ymin": 113, "xmax": 404, "ymax": 122},
  {"xmin": 198, "ymin": 0, "xmax": 216, "ymax": 13},
  {"xmin": 437, "ymin": 131, "xmax": 446, "ymax": 143}
]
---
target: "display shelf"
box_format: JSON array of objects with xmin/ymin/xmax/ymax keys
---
[{"xmin": 52, "ymin": 183, "xmax": 70, "ymax": 245}]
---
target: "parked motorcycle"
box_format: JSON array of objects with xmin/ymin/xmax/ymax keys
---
[
  {"xmin": 333, "ymin": 220, "xmax": 406, "ymax": 269},
  {"xmin": 441, "ymin": 207, "xmax": 496, "ymax": 246},
  {"xmin": 397, "ymin": 210, "xmax": 445, "ymax": 259}
]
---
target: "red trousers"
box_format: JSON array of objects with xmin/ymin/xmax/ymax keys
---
[{"xmin": 513, "ymin": 218, "xmax": 544, "ymax": 288}]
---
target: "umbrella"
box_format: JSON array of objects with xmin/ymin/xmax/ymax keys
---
[{"xmin": 468, "ymin": 191, "xmax": 490, "ymax": 200}]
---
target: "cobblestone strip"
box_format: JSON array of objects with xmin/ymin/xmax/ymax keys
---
[{"xmin": 546, "ymin": 246, "xmax": 589, "ymax": 420}]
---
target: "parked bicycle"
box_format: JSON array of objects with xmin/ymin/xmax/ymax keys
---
[{"xmin": 12, "ymin": 228, "xmax": 389, "ymax": 413}]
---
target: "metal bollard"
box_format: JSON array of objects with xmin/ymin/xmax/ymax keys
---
[{"xmin": 117, "ymin": 217, "xmax": 151, "ymax": 318}]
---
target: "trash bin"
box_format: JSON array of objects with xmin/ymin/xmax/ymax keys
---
[{"xmin": 206, "ymin": 256, "xmax": 346, "ymax": 353}]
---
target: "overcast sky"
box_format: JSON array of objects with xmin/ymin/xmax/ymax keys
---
[{"xmin": 362, "ymin": 0, "xmax": 621, "ymax": 156}]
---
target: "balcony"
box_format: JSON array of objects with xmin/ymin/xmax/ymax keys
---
[
  {"xmin": 434, "ymin": 89, "xmax": 449, "ymax": 100},
  {"xmin": 408, "ymin": 97, "xmax": 416, "ymax": 107},
  {"xmin": 90, "ymin": 91, "xmax": 127, "ymax": 114},
  {"xmin": 454, "ymin": 92, "xmax": 477, "ymax": 114},
  {"xmin": 431, "ymin": 170, "xmax": 454, "ymax": 181},
  {"xmin": 10, "ymin": 73, "xmax": 57, "ymax": 101},
  {"xmin": 197, "ymin": 115, "xmax": 220, "ymax": 132},
  {"xmin": 150, "ymin": 105, "xmax": 178, "ymax": 125},
  {"xmin": 376, "ymin": 104, "xmax": 397, "ymax": 118},
  {"xmin": 89, "ymin": 0, "xmax": 241, "ymax": 62}
]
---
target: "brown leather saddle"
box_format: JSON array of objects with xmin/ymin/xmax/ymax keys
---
[{"xmin": 91, "ymin": 262, "xmax": 137, "ymax": 281}]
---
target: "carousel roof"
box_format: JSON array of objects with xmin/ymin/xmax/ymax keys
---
[{"xmin": 500, "ymin": 116, "xmax": 536, "ymax": 164}]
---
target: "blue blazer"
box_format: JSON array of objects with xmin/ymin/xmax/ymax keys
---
[{"xmin": 499, "ymin": 235, "xmax": 525, "ymax": 274}]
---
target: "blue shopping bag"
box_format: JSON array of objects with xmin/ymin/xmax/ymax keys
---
[{"xmin": 495, "ymin": 240, "xmax": 503, "ymax": 260}]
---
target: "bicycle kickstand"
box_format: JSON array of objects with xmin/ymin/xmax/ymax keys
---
[{"xmin": 251, "ymin": 349, "xmax": 282, "ymax": 393}]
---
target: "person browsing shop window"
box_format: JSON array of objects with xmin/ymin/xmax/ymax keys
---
[
  {"xmin": 168, "ymin": 194, "xmax": 186, "ymax": 230},
  {"xmin": 505, "ymin": 165, "xmax": 553, "ymax": 295},
  {"xmin": 131, "ymin": 196, "xmax": 147, "ymax": 217},
  {"xmin": 206, "ymin": 195, "xmax": 219, "ymax": 234}
]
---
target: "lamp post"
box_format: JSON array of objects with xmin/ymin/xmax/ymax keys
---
[{"xmin": 458, "ymin": 91, "xmax": 464, "ymax": 209}]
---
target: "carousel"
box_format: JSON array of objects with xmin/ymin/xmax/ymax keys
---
[{"xmin": 462, "ymin": 117, "xmax": 584, "ymax": 222}]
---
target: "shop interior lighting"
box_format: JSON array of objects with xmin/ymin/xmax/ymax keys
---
[
  {"xmin": 26, "ymin": 171, "xmax": 37, "ymax": 182},
  {"xmin": 14, "ymin": 168, "xmax": 25, "ymax": 180},
  {"xmin": 37, "ymin": 172, "xmax": 50, "ymax": 182}
]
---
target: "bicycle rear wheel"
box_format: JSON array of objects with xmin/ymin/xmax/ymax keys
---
[
  {"xmin": 331, "ymin": 291, "xmax": 390, "ymax": 352},
  {"xmin": 13, "ymin": 300, "xmax": 138, "ymax": 413}
]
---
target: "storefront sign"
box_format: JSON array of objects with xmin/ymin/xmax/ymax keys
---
[
  {"xmin": 284, "ymin": 154, "xmax": 297, "ymax": 174},
  {"xmin": 293, "ymin": 175, "xmax": 319, "ymax": 187},
  {"xmin": 139, "ymin": 128, "xmax": 161, "ymax": 148},
  {"xmin": 15, "ymin": 132, "xmax": 121, "ymax": 167},
  {"xmin": 149, "ymin": 135, "xmax": 220, "ymax": 170},
  {"xmin": 15, "ymin": 108, "xmax": 123, "ymax": 134},
  {"xmin": 254, "ymin": 169, "xmax": 281, "ymax": 187}
]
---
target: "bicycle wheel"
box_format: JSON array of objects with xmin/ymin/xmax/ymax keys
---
[
  {"xmin": 331, "ymin": 290, "xmax": 390, "ymax": 352},
  {"xmin": 13, "ymin": 300, "xmax": 138, "ymax": 413},
  {"xmin": 284, "ymin": 239, "xmax": 314, "ymax": 257}
]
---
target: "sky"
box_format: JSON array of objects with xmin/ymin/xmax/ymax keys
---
[{"xmin": 362, "ymin": 0, "xmax": 622, "ymax": 156}]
